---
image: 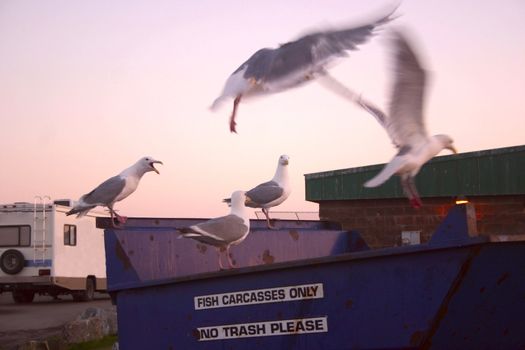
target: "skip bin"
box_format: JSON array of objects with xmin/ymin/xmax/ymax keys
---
[{"xmin": 99, "ymin": 205, "xmax": 525, "ymax": 349}]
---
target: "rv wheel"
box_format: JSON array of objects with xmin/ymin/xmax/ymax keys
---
[
  {"xmin": 0, "ymin": 249, "xmax": 25, "ymax": 275},
  {"xmin": 12, "ymin": 290, "xmax": 35, "ymax": 303},
  {"xmin": 73, "ymin": 277, "xmax": 95, "ymax": 302}
]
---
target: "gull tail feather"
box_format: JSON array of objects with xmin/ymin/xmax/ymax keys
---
[
  {"xmin": 179, "ymin": 233, "xmax": 200, "ymax": 238},
  {"xmin": 210, "ymin": 95, "xmax": 227, "ymax": 111},
  {"xmin": 66, "ymin": 206, "xmax": 96, "ymax": 218},
  {"xmin": 364, "ymin": 156, "xmax": 406, "ymax": 188},
  {"xmin": 179, "ymin": 226, "xmax": 225, "ymax": 242},
  {"xmin": 177, "ymin": 227, "xmax": 198, "ymax": 239}
]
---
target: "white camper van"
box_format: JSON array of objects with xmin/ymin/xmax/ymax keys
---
[{"xmin": 0, "ymin": 198, "xmax": 107, "ymax": 303}]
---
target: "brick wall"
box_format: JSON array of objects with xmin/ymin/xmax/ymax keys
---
[{"xmin": 318, "ymin": 195, "xmax": 525, "ymax": 249}]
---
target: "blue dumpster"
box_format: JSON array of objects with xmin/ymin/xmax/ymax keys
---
[{"xmin": 99, "ymin": 205, "xmax": 525, "ymax": 349}]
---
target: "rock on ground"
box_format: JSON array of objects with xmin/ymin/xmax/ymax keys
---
[{"xmin": 62, "ymin": 307, "xmax": 118, "ymax": 344}]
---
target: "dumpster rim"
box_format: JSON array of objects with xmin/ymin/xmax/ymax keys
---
[{"xmin": 105, "ymin": 237, "xmax": 515, "ymax": 293}]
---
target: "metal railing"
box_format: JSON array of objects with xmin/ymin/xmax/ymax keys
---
[{"xmin": 254, "ymin": 211, "xmax": 319, "ymax": 221}]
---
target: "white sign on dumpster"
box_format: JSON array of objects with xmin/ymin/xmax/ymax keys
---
[
  {"xmin": 196, "ymin": 316, "xmax": 328, "ymax": 341},
  {"xmin": 194, "ymin": 283, "xmax": 324, "ymax": 310}
]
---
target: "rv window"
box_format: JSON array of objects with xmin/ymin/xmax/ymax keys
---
[
  {"xmin": 64, "ymin": 224, "xmax": 77, "ymax": 246},
  {"xmin": 0, "ymin": 226, "xmax": 31, "ymax": 247},
  {"xmin": 20, "ymin": 226, "xmax": 31, "ymax": 246}
]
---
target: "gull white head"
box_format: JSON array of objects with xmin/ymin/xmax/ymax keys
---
[
  {"xmin": 230, "ymin": 190, "xmax": 247, "ymax": 208},
  {"xmin": 230, "ymin": 191, "xmax": 249, "ymax": 219},
  {"xmin": 136, "ymin": 156, "xmax": 163, "ymax": 174},
  {"xmin": 272, "ymin": 154, "xmax": 291, "ymax": 188},
  {"xmin": 278, "ymin": 154, "xmax": 290, "ymax": 166}
]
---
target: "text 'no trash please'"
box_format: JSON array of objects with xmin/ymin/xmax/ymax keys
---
[{"xmin": 197, "ymin": 317, "xmax": 328, "ymax": 341}]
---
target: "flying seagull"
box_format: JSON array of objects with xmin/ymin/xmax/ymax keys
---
[
  {"xmin": 211, "ymin": 7, "xmax": 397, "ymax": 133},
  {"xmin": 224, "ymin": 155, "xmax": 291, "ymax": 229},
  {"xmin": 179, "ymin": 191, "xmax": 250, "ymax": 269},
  {"xmin": 360, "ymin": 31, "xmax": 457, "ymax": 208},
  {"xmin": 66, "ymin": 157, "xmax": 163, "ymax": 227}
]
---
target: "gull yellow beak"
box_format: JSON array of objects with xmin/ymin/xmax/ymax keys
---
[
  {"xmin": 150, "ymin": 160, "xmax": 163, "ymax": 174},
  {"xmin": 447, "ymin": 146, "xmax": 458, "ymax": 154}
]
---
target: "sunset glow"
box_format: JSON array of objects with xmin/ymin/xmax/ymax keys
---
[{"xmin": 1, "ymin": 0, "xmax": 524, "ymax": 218}]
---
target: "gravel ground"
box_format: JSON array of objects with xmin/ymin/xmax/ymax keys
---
[{"xmin": 0, "ymin": 292, "xmax": 114, "ymax": 349}]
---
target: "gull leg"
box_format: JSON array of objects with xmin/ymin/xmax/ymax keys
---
[
  {"xmin": 217, "ymin": 248, "xmax": 225, "ymax": 270},
  {"xmin": 263, "ymin": 208, "xmax": 275, "ymax": 229},
  {"xmin": 230, "ymin": 95, "xmax": 242, "ymax": 133},
  {"xmin": 108, "ymin": 206, "xmax": 122, "ymax": 228},
  {"xmin": 226, "ymin": 246, "xmax": 235, "ymax": 268},
  {"xmin": 408, "ymin": 177, "xmax": 423, "ymax": 208},
  {"xmin": 114, "ymin": 211, "xmax": 128, "ymax": 224},
  {"xmin": 109, "ymin": 209, "xmax": 116, "ymax": 228},
  {"xmin": 401, "ymin": 176, "xmax": 414, "ymax": 205},
  {"xmin": 110, "ymin": 207, "xmax": 127, "ymax": 226},
  {"xmin": 402, "ymin": 176, "xmax": 422, "ymax": 209}
]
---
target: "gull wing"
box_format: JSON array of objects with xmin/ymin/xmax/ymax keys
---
[
  {"xmin": 246, "ymin": 181, "xmax": 284, "ymax": 206},
  {"xmin": 80, "ymin": 175, "xmax": 126, "ymax": 206},
  {"xmin": 180, "ymin": 215, "xmax": 248, "ymax": 246},
  {"xmin": 386, "ymin": 31, "xmax": 429, "ymax": 148}
]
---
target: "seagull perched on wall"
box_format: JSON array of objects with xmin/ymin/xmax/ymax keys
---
[
  {"xmin": 179, "ymin": 191, "xmax": 250, "ymax": 270},
  {"xmin": 211, "ymin": 7, "xmax": 397, "ymax": 133},
  {"xmin": 66, "ymin": 157, "xmax": 163, "ymax": 227},
  {"xmin": 360, "ymin": 31, "xmax": 457, "ymax": 208},
  {"xmin": 224, "ymin": 155, "xmax": 291, "ymax": 229}
]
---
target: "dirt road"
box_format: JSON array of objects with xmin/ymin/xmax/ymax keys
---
[{"xmin": 0, "ymin": 292, "xmax": 114, "ymax": 349}]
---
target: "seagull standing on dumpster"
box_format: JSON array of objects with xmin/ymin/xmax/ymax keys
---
[
  {"xmin": 179, "ymin": 191, "xmax": 250, "ymax": 270},
  {"xmin": 224, "ymin": 155, "xmax": 291, "ymax": 229},
  {"xmin": 361, "ymin": 31, "xmax": 457, "ymax": 208},
  {"xmin": 211, "ymin": 7, "xmax": 397, "ymax": 133},
  {"xmin": 66, "ymin": 156, "xmax": 163, "ymax": 227}
]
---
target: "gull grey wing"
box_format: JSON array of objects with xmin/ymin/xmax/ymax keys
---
[
  {"xmin": 194, "ymin": 215, "xmax": 248, "ymax": 244},
  {"xmin": 387, "ymin": 32, "xmax": 428, "ymax": 147},
  {"xmin": 180, "ymin": 226, "xmax": 225, "ymax": 247},
  {"xmin": 263, "ymin": 9, "xmax": 395, "ymax": 81},
  {"xmin": 308, "ymin": 9, "xmax": 395, "ymax": 64},
  {"xmin": 81, "ymin": 176, "xmax": 126, "ymax": 206},
  {"xmin": 358, "ymin": 98, "xmax": 388, "ymax": 129},
  {"xmin": 236, "ymin": 48, "xmax": 276, "ymax": 80},
  {"xmin": 241, "ymin": 9, "xmax": 396, "ymax": 83},
  {"xmin": 246, "ymin": 181, "xmax": 284, "ymax": 206}
]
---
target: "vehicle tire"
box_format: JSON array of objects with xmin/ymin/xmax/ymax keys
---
[
  {"xmin": 72, "ymin": 277, "xmax": 95, "ymax": 302},
  {"xmin": 12, "ymin": 290, "xmax": 35, "ymax": 303},
  {"xmin": 0, "ymin": 249, "xmax": 25, "ymax": 275}
]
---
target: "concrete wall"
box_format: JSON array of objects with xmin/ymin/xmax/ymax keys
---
[{"xmin": 318, "ymin": 195, "xmax": 525, "ymax": 249}]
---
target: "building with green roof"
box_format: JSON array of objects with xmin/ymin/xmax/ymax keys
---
[{"xmin": 304, "ymin": 145, "xmax": 525, "ymax": 248}]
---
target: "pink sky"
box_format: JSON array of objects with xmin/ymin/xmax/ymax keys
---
[{"xmin": 1, "ymin": 0, "xmax": 524, "ymax": 218}]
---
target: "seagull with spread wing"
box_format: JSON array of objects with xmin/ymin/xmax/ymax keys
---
[
  {"xmin": 211, "ymin": 7, "xmax": 397, "ymax": 133},
  {"xmin": 66, "ymin": 156, "xmax": 163, "ymax": 227},
  {"xmin": 179, "ymin": 191, "xmax": 250, "ymax": 269},
  {"xmin": 360, "ymin": 31, "xmax": 457, "ymax": 208}
]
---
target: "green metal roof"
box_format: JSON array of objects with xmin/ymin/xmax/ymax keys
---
[{"xmin": 305, "ymin": 145, "xmax": 525, "ymax": 201}]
